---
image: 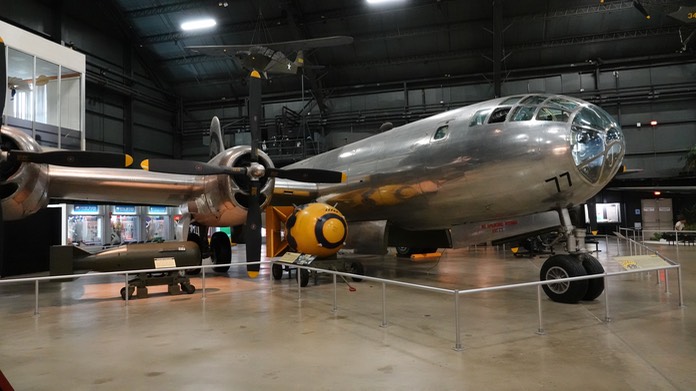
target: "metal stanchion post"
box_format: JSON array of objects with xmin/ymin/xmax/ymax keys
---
[
  {"xmin": 297, "ymin": 266, "xmax": 302, "ymax": 301},
  {"xmin": 202, "ymin": 266, "xmax": 206, "ymax": 300},
  {"xmin": 677, "ymin": 267, "xmax": 685, "ymax": 308},
  {"xmin": 536, "ymin": 285, "xmax": 545, "ymax": 335},
  {"xmin": 380, "ymin": 282, "xmax": 388, "ymax": 328},
  {"xmin": 332, "ymin": 274, "xmax": 337, "ymax": 312},
  {"xmin": 604, "ymin": 275, "xmax": 612, "ymax": 322},
  {"xmin": 453, "ymin": 290, "xmax": 462, "ymax": 351},
  {"xmin": 664, "ymin": 268, "xmax": 671, "ymax": 295},
  {"xmin": 34, "ymin": 280, "xmax": 39, "ymax": 317},
  {"xmin": 124, "ymin": 272, "xmax": 129, "ymax": 306}
]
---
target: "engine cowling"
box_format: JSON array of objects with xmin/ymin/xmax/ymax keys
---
[
  {"xmin": 285, "ymin": 203, "xmax": 347, "ymax": 258},
  {"xmin": 0, "ymin": 126, "xmax": 50, "ymax": 220},
  {"xmin": 184, "ymin": 145, "xmax": 275, "ymax": 227}
]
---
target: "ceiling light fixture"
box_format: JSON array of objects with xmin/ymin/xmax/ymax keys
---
[
  {"xmin": 181, "ymin": 18, "xmax": 217, "ymax": 31},
  {"xmin": 366, "ymin": 0, "xmax": 405, "ymax": 5}
]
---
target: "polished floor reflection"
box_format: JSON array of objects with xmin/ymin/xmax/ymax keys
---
[{"xmin": 0, "ymin": 238, "xmax": 694, "ymax": 390}]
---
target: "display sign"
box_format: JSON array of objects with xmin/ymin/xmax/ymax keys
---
[
  {"xmin": 114, "ymin": 205, "xmax": 137, "ymax": 215},
  {"xmin": 154, "ymin": 257, "xmax": 177, "ymax": 269},
  {"xmin": 148, "ymin": 206, "xmax": 168, "ymax": 215},
  {"xmin": 586, "ymin": 203, "xmax": 621, "ymax": 224},
  {"xmin": 73, "ymin": 204, "xmax": 99, "ymax": 215}
]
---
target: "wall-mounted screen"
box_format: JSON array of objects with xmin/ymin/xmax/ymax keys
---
[{"xmin": 585, "ymin": 203, "xmax": 622, "ymax": 224}]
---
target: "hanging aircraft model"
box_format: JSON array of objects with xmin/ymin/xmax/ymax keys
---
[
  {"xmin": 0, "ymin": 36, "xmax": 625, "ymax": 303},
  {"xmin": 187, "ymin": 36, "xmax": 353, "ymax": 79}
]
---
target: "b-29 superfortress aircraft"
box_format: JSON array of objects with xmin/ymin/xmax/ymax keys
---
[{"xmin": 0, "ymin": 38, "xmax": 625, "ymax": 303}]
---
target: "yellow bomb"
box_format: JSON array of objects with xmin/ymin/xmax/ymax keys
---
[{"xmin": 285, "ymin": 203, "xmax": 347, "ymax": 258}]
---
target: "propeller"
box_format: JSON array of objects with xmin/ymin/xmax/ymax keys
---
[
  {"xmin": 1, "ymin": 37, "xmax": 6, "ymax": 270},
  {"xmin": 1, "ymin": 150, "xmax": 133, "ymax": 168},
  {"xmin": 142, "ymin": 71, "xmax": 344, "ymax": 277},
  {"xmin": 141, "ymin": 158, "xmax": 344, "ymax": 183}
]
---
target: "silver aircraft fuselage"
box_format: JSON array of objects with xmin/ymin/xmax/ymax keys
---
[
  {"xmin": 281, "ymin": 94, "xmax": 625, "ymax": 230},
  {"xmin": 2, "ymin": 94, "xmax": 624, "ymax": 236}
]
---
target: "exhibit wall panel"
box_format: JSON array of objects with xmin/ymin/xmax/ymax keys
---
[
  {"xmin": 622, "ymin": 154, "xmax": 685, "ymax": 178},
  {"xmin": 132, "ymin": 103, "xmax": 175, "ymax": 159},
  {"xmin": 61, "ymin": 15, "xmax": 124, "ymax": 68},
  {"xmin": 85, "ymin": 91, "xmax": 125, "ymax": 151}
]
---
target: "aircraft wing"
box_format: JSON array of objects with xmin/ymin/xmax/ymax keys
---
[
  {"xmin": 187, "ymin": 36, "xmax": 353, "ymax": 56},
  {"xmin": 271, "ymin": 178, "xmax": 320, "ymax": 205}
]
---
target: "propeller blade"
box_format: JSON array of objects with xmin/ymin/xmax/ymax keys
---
[
  {"xmin": 0, "ymin": 37, "xmax": 6, "ymax": 120},
  {"xmin": 142, "ymin": 158, "xmax": 245, "ymax": 176},
  {"xmin": 8, "ymin": 150, "xmax": 133, "ymax": 168},
  {"xmin": 267, "ymin": 168, "xmax": 345, "ymax": 183},
  {"xmin": 245, "ymin": 181, "xmax": 262, "ymax": 278},
  {"xmin": 248, "ymin": 71, "xmax": 262, "ymax": 163}
]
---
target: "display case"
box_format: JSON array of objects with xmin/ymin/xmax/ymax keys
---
[
  {"xmin": 110, "ymin": 205, "xmax": 140, "ymax": 244},
  {"xmin": 67, "ymin": 204, "xmax": 103, "ymax": 245},
  {"xmin": 1, "ymin": 20, "xmax": 86, "ymax": 150}
]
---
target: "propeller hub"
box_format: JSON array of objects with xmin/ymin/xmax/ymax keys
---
[{"xmin": 248, "ymin": 162, "xmax": 265, "ymax": 180}]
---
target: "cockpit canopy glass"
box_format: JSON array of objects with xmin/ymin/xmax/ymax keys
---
[
  {"xmin": 536, "ymin": 107, "xmax": 570, "ymax": 122},
  {"xmin": 570, "ymin": 105, "xmax": 624, "ymax": 183},
  {"xmin": 466, "ymin": 94, "xmax": 624, "ymax": 184},
  {"xmin": 511, "ymin": 106, "xmax": 535, "ymax": 122},
  {"xmin": 488, "ymin": 107, "xmax": 511, "ymax": 123},
  {"xmin": 469, "ymin": 108, "xmax": 491, "ymax": 126}
]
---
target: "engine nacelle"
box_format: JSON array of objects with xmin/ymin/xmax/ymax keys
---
[
  {"xmin": 0, "ymin": 126, "xmax": 50, "ymax": 220},
  {"xmin": 184, "ymin": 145, "xmax": 275, "ymax": 227},
  {"xmin": 285, "ymin": 203, "xmax": 347, "ymax": 258}
]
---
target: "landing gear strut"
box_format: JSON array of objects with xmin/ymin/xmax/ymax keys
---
[{"xmin": 539, "ymin": 208, "xmax": 605, "ymax": 303}]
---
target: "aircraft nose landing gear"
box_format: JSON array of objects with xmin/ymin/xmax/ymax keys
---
[{"xmin": 539, "ymin": 209, "xmax": 605, "ymax": 303}]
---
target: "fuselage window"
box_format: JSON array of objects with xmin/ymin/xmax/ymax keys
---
[
  {"xmin": 433, "ymin": 125, "xmax": 449, "ymax": 140},
  {"xmin": 488, "ymin": 107, "xmax": 511, "ymax": 123},
  {"xmin": 536, "ymin": 107, "xmax": 570, "ymax": 122},
  {"xmin": 469, "ymin": 109, "xmax": 491, "ymax": 126},
  {"xmin": 510, "ymin": 106, "xmax": 537, "ymax": 121}
]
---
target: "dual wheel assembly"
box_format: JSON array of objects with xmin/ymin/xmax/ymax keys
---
[{"xmin": 540, "ymin": 253, "xmax": 604, "ymax": 303}]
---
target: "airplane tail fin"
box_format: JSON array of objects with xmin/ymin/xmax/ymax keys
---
[
  {"xmin": 209, "ymin": 116, "xmax": 225, "ymax": 158},
  {"xmin": 293, "ymin": 50, "xmax": 305, "ymax": 68}
]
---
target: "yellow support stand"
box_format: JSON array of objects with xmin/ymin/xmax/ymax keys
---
[{"xmin": 265, "ymin": 206, "xmax": 295, "ymax": 257}]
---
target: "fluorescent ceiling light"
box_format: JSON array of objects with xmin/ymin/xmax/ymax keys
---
[
  {"xmin": 181, "ymin": 18, "xmax": 217, "ymax": 31},
  {"xmin": 366, "ymin": 0, "xmax": 404, "ymax": 4}
]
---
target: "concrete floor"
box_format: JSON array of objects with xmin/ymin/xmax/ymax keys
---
[{"xmin": 0, "ymin": 238, "xmax": 694, "ymax": 390}]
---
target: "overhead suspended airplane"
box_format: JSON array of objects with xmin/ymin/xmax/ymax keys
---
[
  {"xmin": 0, "ymin": 37, "xmax": 625, "ymax": 304},
  {"xmin": 187, "ymin": 36, "xmax": 353, "ymax": 78}
]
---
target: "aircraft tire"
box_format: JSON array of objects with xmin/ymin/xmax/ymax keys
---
[
  {"xmin": 579, "ymin": 253, "xmax": 605, "ymax": 301},
  {"xmin": 181, "ymin": 283, "xmax": 196, "ymax": 294},
  {"xmin": 120, "ymin": 286, "xmax": 134, "ymax": 300},
  {"xmin": 210, "ymin": 231, "xmax": 231, "ymax": 273},
  {"xmin": 396, "ymin": 247, "xmax": 436, "ymax": 257},
  {"xmin": 300, "ymin": 269, "xmax": 310, "ymax": 287},
  {"xmin": 185, "ymin": 232, "xmax": 203, "ymax": 275},
  {"xmin": 396, "ymin": 247, "xmax": 413, "ymax": 257},
  {"xmin": 272, "ymin": 264, "xmax": 284, "ymax": 280},
  {"xmin": 349, "ymin": 261, "xmax": 364, "ymax": 282},
  {"xmin": 540, "ymin": 254, "xmax": 589, "ymax": 303}
]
